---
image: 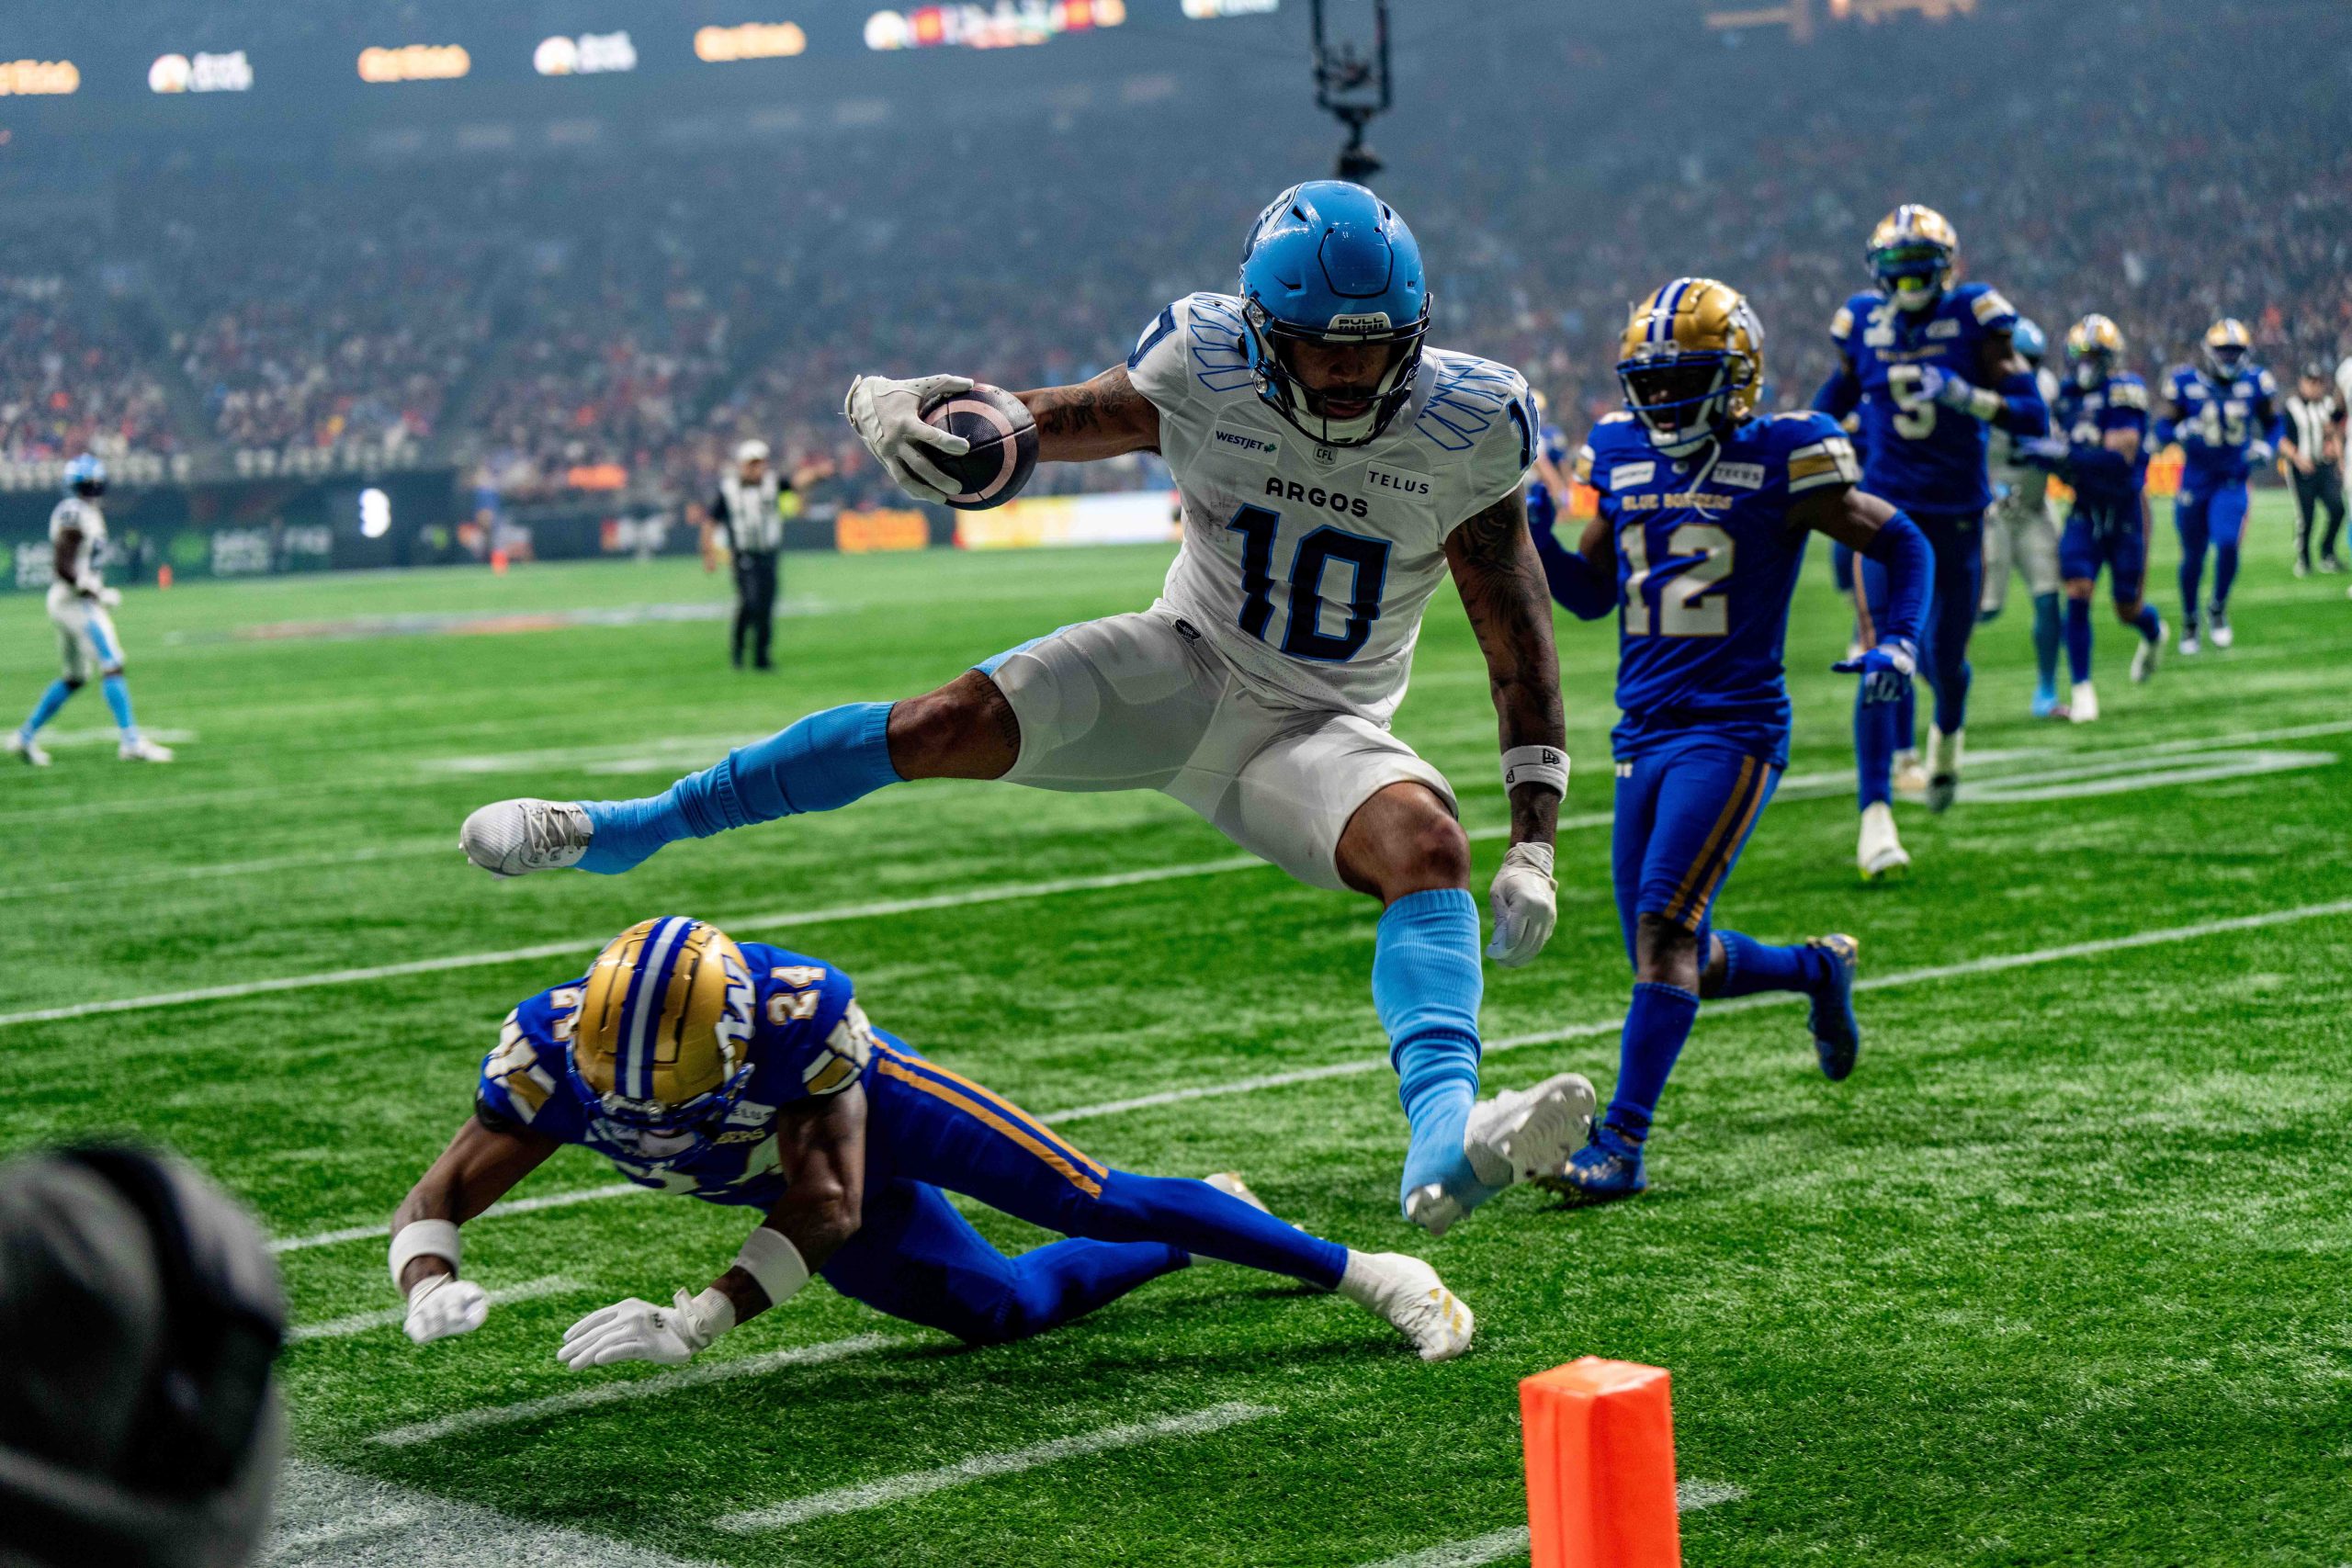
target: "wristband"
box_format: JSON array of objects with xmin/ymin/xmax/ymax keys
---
[
  {"xmin": 735, "ymin": 1225, "xmax": 811, "ymax": 1311},
  {"xmin": 390, "ymin": 1218, "xmax": 460, "ymax": 1292},
  {"xmin": 677, "ymin": 1285, "xmax": 737, "ymax": 1351},
  {"xmin": 1964, "ymin": 386, "xmax": 2002, "ymax": 423},
  {"xmin": 1500, "ymin": 745, "xmax": 1569, "ymax": 798}
]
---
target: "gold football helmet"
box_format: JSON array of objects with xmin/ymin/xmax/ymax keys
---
[
  {"xmin": 563, "ymin": 917, "xmax": 757, "ymax": 1163},
  {"xmin": 1614, "ymin": 276, "xmax": 1764, "ymax": 458},
  {"xmin": 1868, "ymin": 204, "xmax": 1959, "ymax": 313},
  {"xmin": 2202, "ymin": 317, "xmax": 2252, "ymax": 379},
  {"xmin": 2065, "ymin": 314, "xmax": 2125, "ymax": 388}
]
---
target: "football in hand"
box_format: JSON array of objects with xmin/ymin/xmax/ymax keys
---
[{"xmin": 918, "ymin": 383, "xmax": 1039, "ymax": 511}]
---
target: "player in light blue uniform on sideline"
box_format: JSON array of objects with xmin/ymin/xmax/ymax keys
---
[
  {"xmin": 2050, "ymin": 314, "xmax": 2164, "ymax": 721},
  {"xmin": 2155, "ymin": 319, "xmax": 2282, "ymax": 653},
  {"xmin": 1813, "ymin": 206, "xmax": 2047, "ymax": 869},
  {"xmin": 385, "ymin": 917, "xmax": 1474, "ymax": 1367},
  {"xmin": 1530, "ymin": 278, "xmax": 1930, "ymax": 1199}
]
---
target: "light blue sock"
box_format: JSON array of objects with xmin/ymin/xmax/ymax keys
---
[
  {"xmin": 1374, "ymin": 888, "xmax": 1490, "ymax": 1217},
  {"xmin": 580, "ymin": 702, "xmax": 900, "ymax": 874},
  {"xmin": 19, "ymin": 679, "xmax": 75, "ymax": 738},
  {"xmin": 100, "ymin": 675, "xmax": 138, "ymax": 739}
]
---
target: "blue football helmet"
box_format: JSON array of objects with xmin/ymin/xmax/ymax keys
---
[
  {"xmin": 62, "ymin": 453, "xmax": 106, "ymax": 497},
  {"xmin": 1238, "ymin": 181, "xmax": 1430, "ymax": 446},
  {"xmin": 2011, "ymin": 317, "xmax": 2046, "ymax": 366}
]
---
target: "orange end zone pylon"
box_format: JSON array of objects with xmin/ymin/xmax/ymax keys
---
[{"xmin": 1521, "ymin": 1357, "xmax": 1681, "ymax": 1568}]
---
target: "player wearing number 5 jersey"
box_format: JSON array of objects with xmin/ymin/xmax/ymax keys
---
[
  {"xmin": 458, "ymin": 182, "xmax": 1589, "ymax": 1240},
  {"xmin": 1534, "ymin": 279, "xmax": 1930, "ymax": 1198},
  {"xmin": 1814, "ymin": 206, "xmax": 2046, "ymax": 868}
]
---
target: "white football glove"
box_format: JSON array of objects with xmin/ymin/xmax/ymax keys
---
[
  {"xmin": 2247, "ymin": 439, "xmax": 2275, "ymax": 466},
  {"xmin": 96, "ymin": 586, "xmax": 121, "ymax": 609},
  {"xmin": 1486, "ymin": 841, "xmax": 1558, "ymax": 968},
  {"xmin": 403, "ymin": 1273, "xmax": 490, "ymax": 1346},
  {"xmin": 842, "ymin": 373, "xmax": 974, "ymax": 504},
  {"xmin": 558, "ymin": 1289, "xmax": 729, "ymax": 1371}
]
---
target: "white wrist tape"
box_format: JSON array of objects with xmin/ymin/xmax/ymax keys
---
[
  {"xmin": 1964, "ymin": 386, "xmax": 2002, "ymax": 423},
  {"xmin": 390, "ymin": 1219, "xmax": 461, "ymax": 1292},
  {"xmin": 1501, "ymin": 745, "xmax": 1569, "ymax": 798},
  {"xmin": 735, "ymin": 1226, "xmax": 811, "ymax": 1310},
  {"xmin": 678, "ymin": 1285, "xmax": 737, "ymax": 1350}
]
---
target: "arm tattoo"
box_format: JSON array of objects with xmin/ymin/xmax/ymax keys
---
[
  {"xmin": 1030, "ymin": 382, "xmax": 1108, "ymax": 439},
  {"xmin": 1445, "ymin": 491, "xmax": 1567, "ymax": 846},
  {"xmin": 1019, "ymin": 366, "xmax": 1159, "ymax": 459}
]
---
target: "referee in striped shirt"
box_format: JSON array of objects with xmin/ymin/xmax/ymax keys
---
[{"xmin": 700, "ymin": 440, "xmax": 802, "ymax": 671}]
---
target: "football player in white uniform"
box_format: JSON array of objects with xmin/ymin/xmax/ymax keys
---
[
  {"xmin": 7, "ymin": 455, "xmax": 172, "ymax": 767},
  {"xmin": 462, "ymin": 182, "xmax": 1585, "ymax": 1236}
]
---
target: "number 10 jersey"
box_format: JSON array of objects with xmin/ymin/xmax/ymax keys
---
[{"xmin": 1125, "ymin": 293, "xmax": 1536, "ymax": 725}]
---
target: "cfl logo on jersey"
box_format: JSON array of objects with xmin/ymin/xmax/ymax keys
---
[
  {"xmin": 1264, "ymin": 478, "xmax": 1372, "ymax": 519},
  {"xmin": 1713, "ymin": 462, "xmax": 1764, "ymax": 490}
]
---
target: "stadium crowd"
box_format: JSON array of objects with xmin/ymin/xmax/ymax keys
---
[{"xmin": 4, "ymin": 1, "xmax": 2346, "ymax": 512}]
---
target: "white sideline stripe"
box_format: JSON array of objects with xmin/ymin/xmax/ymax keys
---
[
  {"xmin": 1355, "ymin": 1481, "xmax": 1746, "ymax": 1568},
  {"xmin": 369, "ymin": 1332, "xmax": 896, "ymax": 1449},
  {"xmin": 9, "ymin": 723, "xmax": 2335, "ymax": 1031},
  {"xmin": 264, "ymin": 1460, "xmax": 724, "ymax": 1568},
  {"xmin": 714, "ymin": 1401, "xmax": 1278, "ymax": 1533},
  {"xmin": 1040, "ymin": 897, "xmax": 2352, "ymax": 1124},
  {"xmin": 288, "ymin": 1274, "xmax": 582, "ymax": 1342},
  {"xmin": 269, "ymin": 1183, "xmax": 646, "ymax": 1255},
  {"xmin": 0, "ymin": 857, "xmax": 1270, "ymax": 1031},
  {"xmin": 264, "ymin": 897, "xmax": 2352, "ymax": 1254}
]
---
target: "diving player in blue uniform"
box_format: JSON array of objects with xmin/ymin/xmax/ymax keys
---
[
  {"xmin": 2051, "ymin": 315, "xmax": 2164, "ymax": 720},
  {"xmin": 1814, "ymin": 206, "xmax": 2048, "ymax": 867},
  {"xmin": 2155, "ymin": 319, "xmax": 2282, "ymax": 653},
  {"xmin": 1530, "ymin": 278, "xmax": 1931, "ymax": 1200},
  {"xmin": 386, "ymin": 917, "xmax": 1475, "ymax": 1369}
]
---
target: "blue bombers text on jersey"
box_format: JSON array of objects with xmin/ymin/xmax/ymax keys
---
[
  {"xmin": 1576, "ymin": 410, "xmax": 1860, "ymax": 769},
  {"xmin": 1826, "ymin": 282, "xmax": 2018, "ymax": 515},
  {"xmin": 2052, "ymin": 373, "xmax": 2151, "ymax": 511},
  {"xmin": 2161, "ymin": 363, "xmax": 2281, "ymax": 492},
  {"xmin": 477, "ymin": 942, "xmax": 876, "ymax": 1206}
]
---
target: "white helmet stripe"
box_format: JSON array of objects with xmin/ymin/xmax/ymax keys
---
[{"xmin": 619, "ymin": 917, "xmax": 689, "ymax": 1101}]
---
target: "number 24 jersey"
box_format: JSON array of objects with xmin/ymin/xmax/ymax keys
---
[
  {"xmin": 1125, "ymin": 292, "xmax": 1536, "ymax": 725},
  {"xmin": 1576, "ymin": 411, "xmax": 1860, "ymax": 768}
]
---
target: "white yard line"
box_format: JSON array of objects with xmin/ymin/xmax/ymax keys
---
[
  {"xmin": 1353, "ymin": 1481, "xmax": 1746, "ymax": 1568},
  {"xmin": 270, "ymin": 1183, "xmax": 647, "ymax": 1255},
  {"xmin": 0, "ymin": 839, "xmax": 448, "ymax": 902},
  {"xmin": 713, "ymin": 1402, "xmax": 1279, "ymax": 1534},
  {"xmin": 264, "ymin": 1460, "xmax": 725, "ymax": 1568},
  {"xmin": 264, "ymin": 897, "xmax": 2352, "ymax": 1256},
  {"xmin": 288, "ymin": 1275, "xmax": 582, "ymax": 1342},
  {"xmin": 368, "ymin": 1332, "xmax": 897, "ymax": 1449}
]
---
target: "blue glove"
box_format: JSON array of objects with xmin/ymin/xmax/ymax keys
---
[{"xmin": 1833, "ymin": 637, "xmax": 1917, "ymax": 705}]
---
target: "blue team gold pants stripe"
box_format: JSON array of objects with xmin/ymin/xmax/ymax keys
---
[
  {"xmin": 874, "ymin": 1048, "xmax": 1105, "ymax": 1196},
  {"xmin": 1664, "ymin": 757, "xmax": 1766, "ymax": 930},
  {"xmin": 876, "ymin": 1045, "xmax": 1106, "ymax": 1179}
]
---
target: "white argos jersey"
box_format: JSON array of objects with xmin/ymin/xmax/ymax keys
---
[
  {"xmin": 1126, "ymin": 293, "xmax": 1536, "ymax": 724},
  {"xmin": 46, "ymin": 496, "xmax": 106, "ymax": 611},
  {"xmin": 1989, "ymin": 366, "xmax": 2062, "ymax": 522}
]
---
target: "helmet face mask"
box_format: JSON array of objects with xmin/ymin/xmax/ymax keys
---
[
  {"xmin": 562, "ymin": 918, "xmax": 758, "ymax": 1173},
  {"xmin": 2067, "ymin": 315, "xmax": 2124, "ymax": 389},
  {"xmin": 1238, "ymin": 180, "xmax": 1430, "ymax": 447},
  {"xmin": 1615, "ymin": 277, "xmax": 1764, "ymax": 459},
  {"xmin": 1871, "ymin": 244, "xmax": 1951, "ymax": 314},
  {"xmin": 2203, "ymin": 320, "xmax": 2251, "ymax": 382},
  {"xmin": 62, "ymin": 453, "xmax": 106, "ymax": 499}
]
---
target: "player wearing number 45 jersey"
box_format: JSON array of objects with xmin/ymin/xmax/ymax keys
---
[
  {"xmin": 460, "ymin": 182, "xmax": 1590, "ymax": 1239},
  {"xmin": 1533, "ymin": 278, "xmax": 1930, "ymax": 1198},
  {"xmin": 387, "ymin": 918, "xmax": 1473, "ymax": 1367}
]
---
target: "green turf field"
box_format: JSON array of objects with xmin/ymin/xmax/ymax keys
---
[{"xmin": 4, "ymin": 494, "xmax": 2348, "ymax": 1567}]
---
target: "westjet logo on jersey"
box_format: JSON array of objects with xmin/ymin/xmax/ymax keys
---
[
  {"xmin": 1216, "ymin": 429, "xmax": 1280, "ymax": 457},
  {"xmin": 1265, "ymin": 478, "xmax": 1373, "ymax": 518},
  {"xmin": 1365, "ymin": 466, "xmax": 1430, "ymax": 496},
  {"xmin": 1610, "ymin": 461, "xmax": 1657, "ymax": 489}
]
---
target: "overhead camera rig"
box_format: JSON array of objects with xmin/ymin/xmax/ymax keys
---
[{"xmin": 1310, "ymin": 0, "xmax": 1391, "ymax": 183}]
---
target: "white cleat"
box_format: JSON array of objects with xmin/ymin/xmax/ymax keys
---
[
  {"xmin": 2178, "ymin": 632, "xmax": 2200, "ymax": 657},
  {"xmin": 1857, "ymin": 800, "xmax": 1909, "ymax": 880},
  {"xmin": 1338, "ymin": 1250, "xmax": 1474, "ymax": 1362},
  {"xmin": 1202, "ymin": 1172, "xmax": 1271, "ymax": 1213},
  {"xmin": 1404, "ymin": 1072, "xmax": 1597, "ymax": 1239},
  {"xmin": 2209, "ymin": 620, "xmax": 2233, "ymax": 649},
  {"xmin": 461, "ymin": 797, "xmax": 592, "ymax": 878},
  {"xmin": 2070, "ymin": 682, "xmax": 2100, "ymax": 723},
  {"xmin": 6, "ymin": 732, "xmax": 51, "ymax": 768},
  {"xmin": 118, "ymin": 737, "xmax": 174, "ymax": 762},
  {"xmin": 2131, "ymin": 618, "xmax": 2164, "ymax": 683},
  {"xmin": 1891, "ymin": 750, "xmax": 1928, "ymax": 798}
]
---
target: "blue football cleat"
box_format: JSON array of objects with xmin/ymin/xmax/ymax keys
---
[
  {"xmin": 1548, "ymin": 1122, "xmax": 1647, "ymax": 1201},
  {"xmin": 1805, "ymin": 933, "xmax": 1861, "ymax": 1081},
  {"xmin": 2030, "ymin": 682, "xmax": 2064, "ymax": 720}
]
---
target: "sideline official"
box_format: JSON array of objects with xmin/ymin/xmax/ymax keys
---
[
  {"xmin": 701, "ymin": 439, "xmax": 799, "ymax": 671},
  {"xmin": 2282, "ymin": 363, "xmax": 2345, "ymax": 575}
]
